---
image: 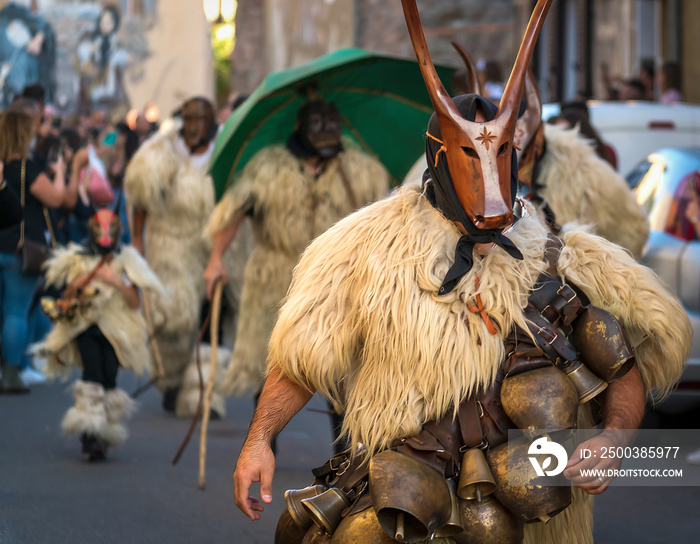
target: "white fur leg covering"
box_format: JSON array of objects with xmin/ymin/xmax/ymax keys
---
[
  {"xmin": 175, "ymin": 344, "xmax": 230, "ymax": 419},
  {"xmin": 103, "ymin": 388, "xmax": 137, "ymax": 448},
  {"xmin": 61, "ymin": 380, "xmax": 107, "ymax": 438},
  {"xmin": 523, "ymin": 487, "xmax": 594, "ymax": 544}
]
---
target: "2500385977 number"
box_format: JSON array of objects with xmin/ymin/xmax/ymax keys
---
[{"xmin": 599, "ymin": 446, "xmax": 680, "ymax": 459}]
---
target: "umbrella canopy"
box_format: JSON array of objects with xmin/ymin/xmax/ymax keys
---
[{"xmin": 209, "ymin": 48, "xmax": 455, "ymax": 201}]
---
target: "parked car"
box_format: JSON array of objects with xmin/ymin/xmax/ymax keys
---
[
  {"xmin": 543, "ymin": 101, "xmax": 700, "ymax": 178},
  {"xmin": 626, "ymin": 147, "xmax": 700, "ymax": 414}
]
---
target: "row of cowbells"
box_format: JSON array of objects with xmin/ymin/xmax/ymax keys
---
[
  {"xmin": 279, "ymin": 443, "xmax": 571, "ymax": 544},
  {"xmin": 502, "ymin": 305, "xmax": 636, "ymax": 435}
]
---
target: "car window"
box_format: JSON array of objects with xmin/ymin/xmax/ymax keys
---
[
  {"xmin": 635, "ymin": 159, "xmax": 666, "ymax": 215},
  {"xmin": 626, "ymin": 160, "xmax": 652, "ymax": 190}
]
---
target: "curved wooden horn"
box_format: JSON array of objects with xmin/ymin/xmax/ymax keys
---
[
  {"xmin": 525, "ymin": 66, "xmax": 542, "ymax": 120},
  {"xmin": 498, "ymin": 0, "xmax": 553, "ymax": 127},
  {"xmin": 450, "ymin": 41, "xmax": 483, "ymax": 96},
  {"xmin": 401, "ymin": 0, "xmax": 461, "ymax": 122}
]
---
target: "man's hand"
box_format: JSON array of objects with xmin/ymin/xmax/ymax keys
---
[
  {"xmin": 233, "ymin": 439, "xmax": 276, "ymax": 520},
  {"xmin": 204, "ymin": 257, "xmax": 228, "ymax": 300},
  {"xmin": 563, "ymin": 430, "xmax": 624, "ymax": 495}
]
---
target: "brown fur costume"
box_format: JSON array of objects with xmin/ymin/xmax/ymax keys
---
[
  {"xmin": 538, "ymin": 124, "xmax": 649, "ymax": 258},
  {"xmin": 124, "ymin": 126, "xmax": 251, "ymax": 401},
  {"xmin": 267, "ymin": 186, "xmax": 690, "ymax": 544},
  {"xmin": 206, "ymin": 143, "xmax": 389, "ymax": 395}
]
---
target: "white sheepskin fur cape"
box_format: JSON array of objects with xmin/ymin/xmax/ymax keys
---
[
  {"xmin": 268, "ymin": 185, "xmax": 690, "ymax": 544},
  {"xmin": 124, "ymin": 127, "xmax": 250, "ymax": 387},
  {"xmin": 539, "ymin": 124, "xmax": 650, "ymax": 259},
  {"xmin": 35, "ymin": 244, "xmax": 165, "ymax": 380},
  {"xmin": 206, "ymin": 144, "xmax": 390, "ymax": 395}
]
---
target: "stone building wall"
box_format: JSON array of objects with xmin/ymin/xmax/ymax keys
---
[{"xmin": 231, "ymin": 0, "xmax": 517, "ymax": 94}]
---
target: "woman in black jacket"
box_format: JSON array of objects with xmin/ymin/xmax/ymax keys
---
[
  {"xmin": 0, "ymin": 161, "xmax": 23, "ymax": 228},
  {"xmin": 0, "ymin": 105, "xmax": 67, "ymax": 393}
]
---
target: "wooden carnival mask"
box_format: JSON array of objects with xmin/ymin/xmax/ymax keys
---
[{"xmin": 401, "ymin": 0, "xmax": 553, "ymax": 231}]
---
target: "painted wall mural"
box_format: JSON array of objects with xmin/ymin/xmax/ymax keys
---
[{"xmin": 0, "ymin": 0, "xmax": 157, "ymax": 114}]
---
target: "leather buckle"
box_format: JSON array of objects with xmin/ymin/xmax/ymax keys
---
[
  {"xmin": 476, "ymin": 400, "xmax": 485, "ymax": 418},
  {"xmin": 557, "ymin": 284, "xmax": 577, "ymax": 303},
  {"xmin": 537, "ymin": 326, "xmax": 558, "ymax": 345},
  {"xmin": 459, "ymin": 438, "xmax": 490, "ymax": 453}
]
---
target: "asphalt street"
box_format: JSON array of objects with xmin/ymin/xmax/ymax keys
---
[{"xmin": 1, "ymin": 371, "xmax": 700, "ymax": 543}]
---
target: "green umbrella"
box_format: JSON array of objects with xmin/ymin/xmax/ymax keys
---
[{"xmin": 209, "ymin": 48, "xmax": 455, "ymax": 201}]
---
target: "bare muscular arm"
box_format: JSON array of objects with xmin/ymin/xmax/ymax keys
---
[
  {"xmin": 233, "ymin": 368, "xmax": 314, "ymax": 520},
  {"xmin": 131, "ymin": 207, "xmax": 147, "ymax": 255},
  {"xmin": 204, "ymin": 209, "xmax": 245, "ymax": 299},
  {"xmin": 564, "ymin": 365, "xmax": 645, "ymax": 494}
]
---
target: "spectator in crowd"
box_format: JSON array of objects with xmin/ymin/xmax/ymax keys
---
[
  {"xmin": 665, "ymin": 171, "xmax": 700, "ymax": 241},
  {"xmin": 619, "ymin": 78, "xmax": 646, "ymax": 101},
  {"xmin": 639, "ymin": 58, "xmax": 656, "ymax": 101},
  {"xmin": 0, "ymin": 106, "xmax": 66, "ymax": 393},
  {"xmin": 660, "ymin": 61, "xmax": 683, "ymax": 104},
  {"xmin": 0, "ymin": 160, "xmax": 23, "ymax": 229}
]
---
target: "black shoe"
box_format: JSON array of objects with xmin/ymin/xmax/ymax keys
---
[
  {"xmin": 162, "ymin": 386, "xmax": 180, "ymax": 413},
  {"xmin": 80, "ymin": 434, "xmax": 107, "ymax": 462},
  {"xmin": 0, "ymin": 364, "xmax": 30, "ymax": 394},
  {"xmin": 209, "ymin": 408, "xmax": 221, "ymax": 421}
]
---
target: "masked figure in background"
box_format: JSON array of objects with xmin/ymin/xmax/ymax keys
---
[
  {"xmin": 125, "ymin": 97, "xmax": 250, "ymax": 419},
  {"xmin": 514, "ymin": 70, "xmax": 649, "ymax": 258},
  {"xmin": 232, "ymin": 2, "xmax": 690, "ymax": 544},
  {"xmin": 33, "ymin": 205, "xmax": 164, "ymax": 461},
  {"xmin": 204, "ymin": 99, "xmax": 389, "ymax": 449}
]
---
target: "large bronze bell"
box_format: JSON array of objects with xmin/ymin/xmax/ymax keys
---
[
  {"xmin": 369, "ymin": 449, "xmax": 452, "ymax": 542},
  {"xmin": 285, "ymin": 485, "xmax": 327, "ymax": 530},
  {"xmin": 435, "ymin": 479, "xmax": 465, "ymax": 537},
  {"xmin": 457, "ymin": 448, "xmax": 496, "ymax": 501},
  {"xmin": 486, "ymin": 435, "xmax": 571, "ymax": 523},
  {"xmin": 559, "ymin": 359, "xmax": 607, "ymax": 404},
  {"xmin": 452, "ymin": 495, "xmax": 524, "ymax": 544},
  {"xmin": 302, "ymin": 525, "xmax": 332, "ymax": 544},
  {"xmin": 571, "ymin": 306, "xmax": 636, "ymax": 383},
  {"xmin": 276, "ymin": 508, "xmax": 310, "ymax": 544},
  {"xmin": 330, "ymin": 508, "xmax": 397, "ymax": 544},
  {"xmin": 500, "ymin": 366, "xmax": 578, "ymax": 434},
  {"xmin": 301, "ymin": 488, "xmax": 351, "ymax": 536}
]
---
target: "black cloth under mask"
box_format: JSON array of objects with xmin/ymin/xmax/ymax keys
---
[
  {"xmin": 422, "ymin": 94, "xmax": 523, "ymax": 295},
  {"xmin": 286, "ymin": 131, "xmax": 343, "ymax": 160}
]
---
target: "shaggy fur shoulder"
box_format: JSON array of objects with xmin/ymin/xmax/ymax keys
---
[
  {"xmin": 539, "ymin": 125, "xmax": 650, "ymax": 258},
  {"xmin": 205, "ymin": 146, "xmax": 287, "ymax": 238},
  {"xmin": 558, "ymin": 226, "xmax": 690, "ymax": 399},
  {"xmin": 268, "ymin": 185, "xmax": 549, "ymax": 453},
  {"xmin": 124, "ymin": 128, "xmax": 180, "ymax": 213},
  {"xmin": 205, "ymin": 145, "xmax": 389, "ymax": 242}
]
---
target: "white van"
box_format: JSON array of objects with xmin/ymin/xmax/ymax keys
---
[{"xmin": 542, "ymin": 101, "xmax": 700, "ymax": 178}]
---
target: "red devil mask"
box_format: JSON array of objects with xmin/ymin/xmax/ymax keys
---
[
  {"xmin": 88, "ymin": 209, "xmax": 121, "ymax": 255},
  {"xmin": 402, "ymin": 0, "xmax": 553, "ymax": 231}
]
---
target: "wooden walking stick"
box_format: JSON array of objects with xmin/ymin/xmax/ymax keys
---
[
  {"xmin": 142, "ymin": 293, "xmax": 165, "ymax": 378},
  {"xmin": 199, "ymin": 279, "xmax": 223, "ymax": 489}
]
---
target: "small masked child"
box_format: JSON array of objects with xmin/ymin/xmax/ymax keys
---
[{"xmin": 35, "ymin": 204, "xmax": 164, "ymax": 461}]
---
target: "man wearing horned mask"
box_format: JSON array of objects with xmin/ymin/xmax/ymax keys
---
[{"xmin": 230, "ymin": 2, "xmax": 689, "ymax": 543}]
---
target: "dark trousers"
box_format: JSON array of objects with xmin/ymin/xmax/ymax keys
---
[{"xmin": 76, "ymin": 325, "xmax": 119, "ymax": 390}]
